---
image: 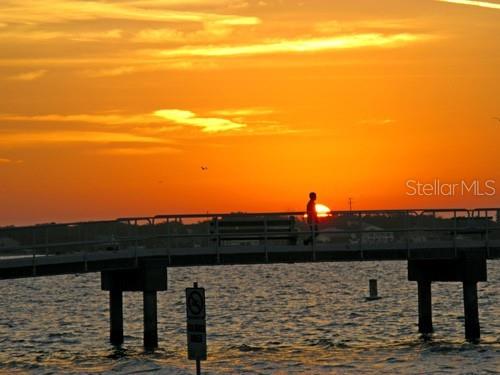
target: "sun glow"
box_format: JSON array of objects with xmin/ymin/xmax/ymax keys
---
[
  {"xmin": 304, "ymin": 203, "xmax": 332, "ymax": 219},
  {"xmin": 315, "ymin": 203, "xmax": 331, "ymax": 218}
]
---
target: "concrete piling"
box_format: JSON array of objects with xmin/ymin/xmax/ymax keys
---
[
  {"xmin": 463, "ymin": 281, "xmax": 480, "ymax": 342},
  {"xmin": 109, "ymin": 289, "xmax": 124, "ymax": 346},
  {"xmin": 366, "ymin": 279, "xmax": 381, "ymax": 300},
  {"xmin": 408, "ymin": 255, "xmax": 486, "ymax": 342},
  {"xmin": 369, "ymin": 279, "xmax": 378, "ymax": 299},
  {"xmin": 417, "ymin": 280, "xmax": 433, "ymax": 334},
  {"xmin": 143, "ymin": 291, "xmax": 158, "ymax": 349},
  {"xmin": 101, "ymin": 263, "xmax": 167, "ymax": 349}
]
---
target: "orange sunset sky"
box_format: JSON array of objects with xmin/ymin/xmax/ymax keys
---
[{"xmin": 0, "ymin": 0, "xmax": 499, "ymax": 225}]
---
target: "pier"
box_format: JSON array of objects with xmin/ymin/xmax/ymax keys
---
[{"xmin": 1, "ymin": 208, "xmax": 499, "ymax": 347}]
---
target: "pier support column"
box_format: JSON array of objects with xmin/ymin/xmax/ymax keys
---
[
  {"xmin": 408, "ymin": 254, "xmax": 486, "ymax": 342},
  {"xmin": 101, "ymin": 262, "xmax": 167, "ymax": 349},
  {"xmin": 463, "ymin": 281, "xmax": 480, "ymax": 342},
  {"xmin": 417, "ymin": 280, "xmax": 433, "ymax": 334},
  {"xmin": 143, "ymin": 291, "xmax": 158, "ymax": 349},
  {"xmin": 109, "ymin": 289, "xmax": 124, "ymax": 346}
]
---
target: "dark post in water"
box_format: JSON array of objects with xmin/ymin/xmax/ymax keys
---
[
  {"xmin": 101, "ymin": 264, "xmax": 167, "ymax": 349},
  {"xmin": 109, "ymin": 288, "xmax": 124, "ymax": 346},
  {"xmin": 463, "ymin": 281, "xmax": 480, "ymax": 342},
  {"xmin": 144, "ymin": 291, "xmax": 158, "ymax": 349},
  {"xmin": 368, "ymin": 279, "xmax": 380, "ymax": 300},
  {"xmin": 417, "ymin": 280, "xmax": 433, "ymax": 334}
]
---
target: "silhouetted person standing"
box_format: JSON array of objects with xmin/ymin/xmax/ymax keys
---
[{"xmin": 304, "ymin": 192, "xmax": 319, "ymax": 245}]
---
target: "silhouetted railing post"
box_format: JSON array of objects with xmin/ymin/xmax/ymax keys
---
[
  {"xmin": 77, "ymin": 224, "xmax": 82, "ymax": 253},
  {"xmin": 45, "ymin": 227, "xmax": 49, "ymax": 256},
  {"xmin": 358, "ymin": 212, "xmax": 363, "ymax": 259},
  {"xmin": 453, "ymin": 211, "xmax": 457, "ymax": 257},
  {"xmin": 264, "ymin": 217, "xmax": 269, "ymax": 262},
  {"xmin": 405, "ymin": 211, "xmax": 410, "ymax": 257},
  {"xmin": 486, "ymin": 212, "xmax": 490, "ymax": 258},
  {"xmin": 215, "ymin": 217, "xmax": 220, "ymax": 263},
  {"xmin": 166, "ymin": 218, "xmax": 172, "ymax": 263},
  {"xmin": 31, "ymin": 228, "xmax": 37, "ymax": 276},
  {"xmin": 311, "ymin": 222, "xmax": 316, "ymax": 261},
  {"xmin": 126, "ymin": 220, "xmax": 131, "ymax": 250},
  {"xmin": 134, "ymin": 219, "xmax": 139, "ymax": 267}
]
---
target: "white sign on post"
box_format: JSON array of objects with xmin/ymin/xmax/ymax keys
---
[{"xmin": 186, "ymin": 282, "xmax": 207, "ymax": 365}]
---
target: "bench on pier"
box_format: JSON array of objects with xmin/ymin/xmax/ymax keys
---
[{"xmin": 210, "ymin": 216, "xmax": 298, "ymax": 246}]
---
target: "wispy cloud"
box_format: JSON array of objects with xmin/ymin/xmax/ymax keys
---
[
  {"xmin": 81, "ymin": 32, "xmax": 427, "ymax": 76},
  {"xmin": 211, "ymin": 108, "xmax": 275, "ymax": 116},
  {"xmin": 0, "ymin": 30, "xmax": 63, "ymax": 41},
  {"xmin": 66, "ymin": 29, "xmax": 123, "ymax": 42},
  {"xmin": 0, "ymin": 29, "xmax": 123, "ymax": 42},
  {"xmin": 132, "ymin": 25, "xmax": 231, "ymax": 44},
  {"xmin": 0, "ymin": 109, "xmax": 249, "ymax": 133},
  {"xmin": 97, "ymin": 146, "xmax": 179, "ymax": 155},
  {"xmin": 436, "ymin": 0, "xmax": 500, "ymax": 10},
  {"xmin": 155, "ymin": 33, "xmax": 428, "ymax": 58},
  {"xmin": 0, "ymin": 131, "xmax": 164, "ymax": 145},
  {"xmin": 1, "ymin": 0, "xmax": 260, "ymax": 26},
  {"xmin": 124, "ymin": 0, "xmax": 248, "ymax": 5},
  {"xmin": 0, "ymin": 113, "xmax": 154, "ymax": 125},
  {"xmin": 83, "ymin": 60, "xmax": 218, "ymax": 77},
  {"xmin": 315, "ymin": 18, "xmax": 428, "ymax": 34},
  {"xmin": 239, "ymin": 123, "xmax": 305, "ymax": 136},
  {"xmin": 83, "ymin": 66, "xmax": 139, "ymax": 78},
  {"xmin": 154, "ymin": 109, "xmax": 246, "ymax": 132},
  {"xmin": 6, "ymin": 69, "xmax": 47, "ymax": 81},
  {"xmin": 0, "ymin": 107, "xmax": 304, "ymax": 135},
  {"xmin": 0, "ymin": 158, "xmax": 23, "ymax": 164}
]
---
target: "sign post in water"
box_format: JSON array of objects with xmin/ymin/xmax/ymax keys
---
[{"xmin": 186, "ymin": 282, "xmax": 207, "ymax": 375}]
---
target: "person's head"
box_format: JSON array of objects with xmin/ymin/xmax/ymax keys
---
[{"xmin": 309, "ymin": 192, "xmax": 317, "ymax": 200}]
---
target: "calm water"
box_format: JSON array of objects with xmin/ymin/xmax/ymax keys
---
[{"xmin": 0, "ymin": 261, "xmax": 499, "ymax": 374}]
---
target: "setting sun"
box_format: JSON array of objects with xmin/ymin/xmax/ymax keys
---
[
  {"xmin": 315, "ymin": 203, "xmax": 331, "ymax": 217},
  {"xmin": 304, "ymin": 203, "xmax": 331, "ymax": 219}
]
